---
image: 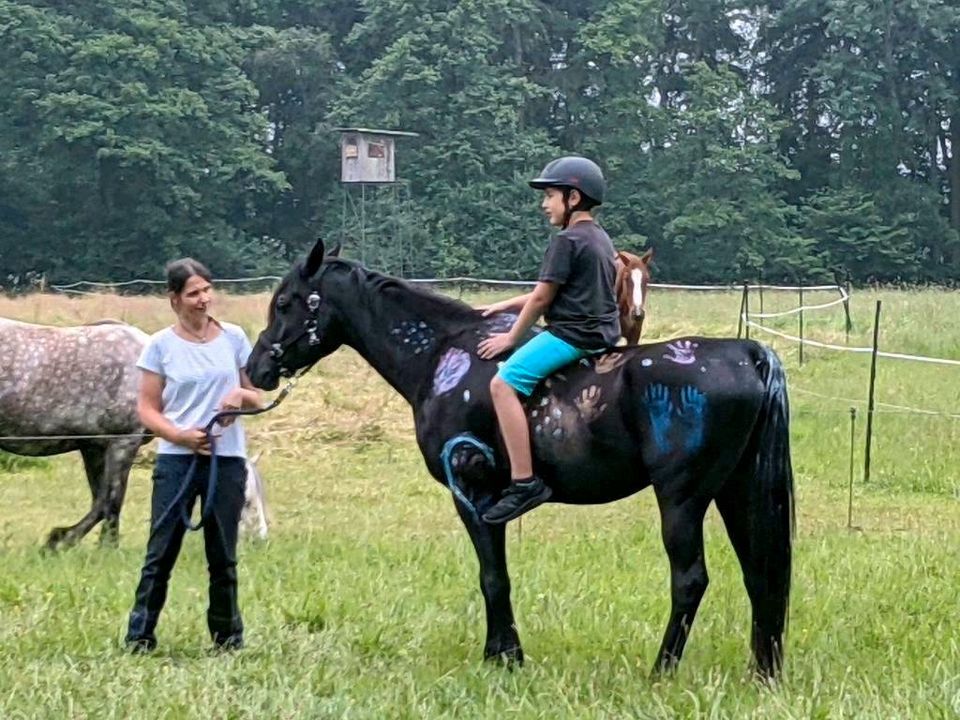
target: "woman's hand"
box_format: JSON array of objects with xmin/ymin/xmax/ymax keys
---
[
  {"xmin": 217, "ymin": 387, "xmax": 246, "ymax": 427},
  {"xmin": 175, "ymin": 428, "xmax": 211, "ymax": 455},
  {"xmin": 477, "ymin": 332, "xmax": 516, "ymax": 360}
]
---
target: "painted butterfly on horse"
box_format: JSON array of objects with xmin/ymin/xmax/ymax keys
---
[{"xmin": 246, "ymin": 239, "xmax": 794, "ymax": 678}]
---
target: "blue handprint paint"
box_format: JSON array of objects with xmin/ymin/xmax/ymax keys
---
[
  {"xmin": 677, "ymin": 385, "xmax": 707, "ymax": 452},
  {"xmin": 644, "ymin": 383, "xmax": 675, "ymax": 455}
]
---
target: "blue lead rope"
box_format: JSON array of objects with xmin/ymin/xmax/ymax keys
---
[
  {"xmin": 150, "ymin": 379, "xmax": 301, "ymax": 536},
  {"xmin": 440, "ymin": 433, "xmax": 495, "ymax": 517},
  {"xmin": 150, "ymin": 415, "xmax": 227, "ymax": 535}
]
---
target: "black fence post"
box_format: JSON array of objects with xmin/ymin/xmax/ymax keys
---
[
  {"xmin": 737, "ymin": 283, "xmax": 747, "ymax": 338},
  {"xmin": 798, "ymin": 282, "xmax": 805, "ymax": 366},
  {"xmin": 848, "ymin": 407, "xmax": 857, "ymax": 529},
  {"xmin": 843, "ymin": 273, "xmax": 853, "ymax": 344},
  {"xmin": 863, "ymin": 300, "xmax": 882, "ymax": 484},
  {"xmin": 758, "ymin": 271, "xmax": 764, "ymax": 315},
  {"xmin": 743, "ymin": 283, "xmax": 750, "ymax": 340}
]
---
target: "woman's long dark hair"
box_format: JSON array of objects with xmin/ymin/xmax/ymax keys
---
[{"xmin": 165, "ymin": 258, "xmax": 213, "ymax": 294}]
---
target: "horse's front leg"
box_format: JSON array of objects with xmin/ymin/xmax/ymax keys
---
[{"xmin": 455, "ymin": 502, "xmax": 523, "ymax": 666}]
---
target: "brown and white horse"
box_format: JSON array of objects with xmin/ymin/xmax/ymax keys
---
[{"xmin": 614, "ymin": 249, "xmax": 653, "ymax": 344}]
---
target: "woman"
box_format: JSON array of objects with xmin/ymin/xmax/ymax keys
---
[{"xmin": 125, "ymin": 258, "xmax": 261, "ymax": 653}]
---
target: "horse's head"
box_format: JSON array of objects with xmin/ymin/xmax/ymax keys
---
[
  {"xmin": 247, "ymin": 238, "xmax": 345, "ymax": 390},
  {"xmin": 615, "ymin": 248, "xmax": 653, "ymax": 325}
]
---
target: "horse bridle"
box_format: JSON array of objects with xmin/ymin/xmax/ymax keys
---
[{"xmin": 268, "ymin": 290, "xmax": 323, "ymax": 378}]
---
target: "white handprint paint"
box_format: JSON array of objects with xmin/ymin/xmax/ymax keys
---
[{"xmin": 663, "ymin": 340, "xmax": 699, "ymax": 365}]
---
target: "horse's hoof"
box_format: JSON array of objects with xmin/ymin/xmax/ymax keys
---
[
  {"xmin": 649, "ymin": 657, "xmax": 679, "ymax": 681},
  {"xmin": 750, "ymin": 662, "xmax": 781, "ymax": 686},
  {"xmin": 45, "ymin": 527, "xmax": 74, "ymax": 552},
  {"xmin": 484, "ymin": 645, "xmax": 524, "ymax": 669},
  {"xmin": 44, "ymin": 528, "xmax": 68, "ymax": 552},
  {"xmin": 99, "ymin": 527, "xmax": 120, "ymax": 548}
]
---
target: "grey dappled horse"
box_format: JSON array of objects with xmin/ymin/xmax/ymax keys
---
[{"xmin": 0, "ymin": 318, "xmax": 149, "ymax": 548}]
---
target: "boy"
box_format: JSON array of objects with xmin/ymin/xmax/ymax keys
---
[{"xmin": 477, "ymin": 156, "xmax": 620, "ymax": 524}]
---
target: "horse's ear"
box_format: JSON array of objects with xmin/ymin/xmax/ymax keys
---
[
  {"xmin": 304, "ymin": 237, "xmax": 326, "ymax": 278},
  {"xmin": 615, "ymin": 251, "xmax": 630, "ymax": 267},
  {"xmin": 640, "ymin": 248, "xmax": 654, "ymax": 265},
  {"xmin": 328, "ymin": 242, "xmax": 342, "ymax": 258}
]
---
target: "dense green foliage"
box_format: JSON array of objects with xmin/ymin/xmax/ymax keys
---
[{"xmin": 1, "ymin": 0, "xmax": 958, "ymax": 284}]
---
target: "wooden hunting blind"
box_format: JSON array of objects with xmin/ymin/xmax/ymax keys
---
[
  {"xmin": 334, "ymin": 127, "xmax": 418, "ymax": 274},
  {"xmin": 336, "ymin": 127, "xmax": 419, "ymax": 184}
]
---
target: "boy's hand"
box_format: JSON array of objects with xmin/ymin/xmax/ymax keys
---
[
  {"xmin": 479, "ymin": 300, "xmax": 507, "ymax": 317},
  {"xmin": 478, "ymin": 333, "xmax": 515, "ymax": 359}
]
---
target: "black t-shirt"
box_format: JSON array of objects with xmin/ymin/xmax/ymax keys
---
[{"xmin": 538, "ymin": 220, "xmax": 621, "ymax": 350}]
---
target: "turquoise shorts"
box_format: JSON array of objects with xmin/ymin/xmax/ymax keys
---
[{"xmin": 497, "ymin": 330, "xmax": 595, "ymax": 396}]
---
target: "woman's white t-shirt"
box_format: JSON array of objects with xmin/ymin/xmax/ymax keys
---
[{"xmin": 137, "ymin": 322, "xmax": 253, "ymax": 458}]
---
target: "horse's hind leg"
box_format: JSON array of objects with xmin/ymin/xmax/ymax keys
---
[
  {"xmin": 651, "ymin": 489, "xmax": 710, "ymax": 676},
  {"xmin": 46, "ymin": 444, "xmax": 107, "ymax": 550},
  {"xmin": 715, "ymin": 475, "xmax": 787, "ymax": 679},
  {"xmin": 455, "ymin": 502, "xmax": 523, "ymax": 666},
  {"xmin": 98, "ymin": 438, "xmax": 141, "ymax": 546}
]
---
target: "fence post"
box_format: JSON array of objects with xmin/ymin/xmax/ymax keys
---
[
  {"xmin": 798, "ymin": 282, "xmax": 805, "ymax": 366},
  {"xmin": 863, "ymin": 300, "xmax": 882, "ymax": 484},
  {"xmin": 848, "ymin": 407, "xmax": 857, "ymax": 529},
  {"xmin": 743, "ymin": 283, "xmax": 750, "ymax": 340},
  {"xmin": 758, "ymin": 271, "xmax": 764, "ymax": 315},
  {"xmin": 843, "ymin": 273, "xmax": 853, "ymax": 344},
  {"xmin": 737, "ymin": 283, "xmax": 747, "ymax": 338}
]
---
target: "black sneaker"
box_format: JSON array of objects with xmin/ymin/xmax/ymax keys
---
[{"xmin": 482, "ymin": 478, "xmax": 552, "ymax": 524}]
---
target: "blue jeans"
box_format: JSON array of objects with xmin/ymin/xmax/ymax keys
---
[{"xmin": 126, "ymin": 454, "xmax": 247, "ymax": 649}]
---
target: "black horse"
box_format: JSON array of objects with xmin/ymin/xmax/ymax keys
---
[{"xmin": 246, "ymin": 239, "xmax": 794, "ymax": 678}]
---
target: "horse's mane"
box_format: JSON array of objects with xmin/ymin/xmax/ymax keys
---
[{"xmin": 332, "ymin": 259, "xmax": 482, "ymax": 326}]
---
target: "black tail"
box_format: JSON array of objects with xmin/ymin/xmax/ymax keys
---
[{"xmin": 749, "ymin": 345, "xmax": 795, "ymax": 676}]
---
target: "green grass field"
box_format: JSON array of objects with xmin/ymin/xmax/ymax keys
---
[{"xmin": 1, "ymin": 287, "xmax": 958, "ymax": 719}]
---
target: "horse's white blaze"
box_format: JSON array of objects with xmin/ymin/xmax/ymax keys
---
[{"xmin": 631, "ymin": 268, "xmax": 644, "ymax": 314}]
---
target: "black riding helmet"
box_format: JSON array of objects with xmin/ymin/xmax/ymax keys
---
[{"xmin": 528, "ymin": 156, "xmax": 606, "ymax": 206}]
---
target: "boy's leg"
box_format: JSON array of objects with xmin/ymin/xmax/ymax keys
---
[
  {"xmin": 125, "ymin": 455, "xmax": 195, "ymax": 651},
  {"xmin": 483, "ymin": 332, "xmax": 587, "ymax": 524},
  {"xmin": 201, "ymin": 456, "xmax": 247, "ymax": 649},
  {"xmin": 490, "ymin": 376, "xmax": 535, "ymax": 480}
]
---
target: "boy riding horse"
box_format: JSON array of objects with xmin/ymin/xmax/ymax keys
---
[{"xmin": 477, "ymin": 156, "xmax": 620, "ymax": 523}]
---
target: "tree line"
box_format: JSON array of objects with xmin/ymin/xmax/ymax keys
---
[{"xmin": 1, "ymin": 0, "xmax": 958, "ymax": 287}]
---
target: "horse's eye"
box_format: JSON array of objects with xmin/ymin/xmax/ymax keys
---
[{"xmin": 275, "ymin": 295, "xmax": 289, "ymax": 310}]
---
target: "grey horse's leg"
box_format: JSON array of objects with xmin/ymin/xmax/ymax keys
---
[
  {"xmin": 98, "ymin": 437, "xmax": 142, "ymax": 546},
  {"xmin": 45, "ymin": 443, "xmax": 107, "ymax": 550}
]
